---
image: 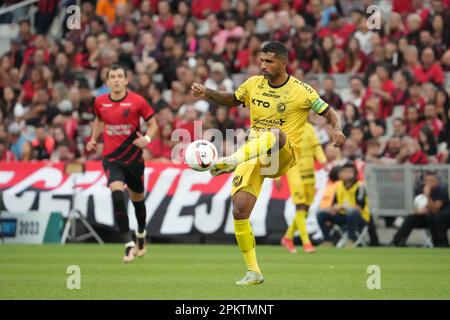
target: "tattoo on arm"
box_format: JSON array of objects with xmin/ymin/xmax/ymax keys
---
[{"xmin": 204, "ymin": 88, "xmax": 241, "ymax": 107}]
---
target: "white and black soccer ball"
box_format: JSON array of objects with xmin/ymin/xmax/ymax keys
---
[
  {"xmin": 414, "ymin": 194, "xmax": 428, "ymax": 210},
  {"xmin": 184, "ymin": 140, "xmax": 218, "ymax": 172}
]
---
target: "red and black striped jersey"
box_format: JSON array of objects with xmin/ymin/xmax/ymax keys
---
[{"xmin": 94, "ymin": 91, "xmax": 154, "ymax": 164}]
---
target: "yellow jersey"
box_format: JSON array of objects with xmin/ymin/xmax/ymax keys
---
[
  {"xmin": 234, "ymin": 75, "xmax": 329, "ymax": 159},
  {"xmin": 297, "ymin": 122, "xmax": 327, "ymax": 183}
]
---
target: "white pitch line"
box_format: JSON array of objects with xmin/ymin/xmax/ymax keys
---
[{"xmin": 0, "ymin": 0, "xmax": 39, "ymax": 16}]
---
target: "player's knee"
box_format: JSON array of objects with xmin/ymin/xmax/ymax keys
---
[{"xmin": 232, "ymin": 203, "xmax": 250, "ymax": 220}]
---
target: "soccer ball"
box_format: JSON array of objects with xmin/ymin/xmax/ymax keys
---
[
  {"xmin": 414, "ymin": 194, "xmax": 428, "ymax": 210},
  {"xmin": 184, "ymin": 140, "xmax": 218, "ymax": 172}
]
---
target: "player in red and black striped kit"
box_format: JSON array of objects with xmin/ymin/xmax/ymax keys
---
[{"xmin": 87, "ymin": 64, "xmax": 158, "ymax": 263}]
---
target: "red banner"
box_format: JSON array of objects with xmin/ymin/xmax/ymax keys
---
[{"xmin": 0, "ymin": 162, "xmax": 327, "ymax": 240}]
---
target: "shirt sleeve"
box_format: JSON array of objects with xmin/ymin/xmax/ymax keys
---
[
  {"xmin": 140, "ymin": 97, "xmax": 155, "ymax": 120},
  {"xmin": 234, "ymin": 77, "xmax": 254, "ymax": 107}
]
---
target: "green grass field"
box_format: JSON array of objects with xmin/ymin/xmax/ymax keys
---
[{"xmin": 0, "ymin": 244, "xmax": 449, "ymax": 300}]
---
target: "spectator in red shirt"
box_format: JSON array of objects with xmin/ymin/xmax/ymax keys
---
[
  {"xmin": 191, "ymin": 0, "xmax": 221, "ymax": 19},
  {"xmin": 145, "ymin": 121, "xmax": 175, "ymax": 162},
  {"xmin": 419, "ymin": 103, "xmax": 444, "ymax": 137},
  {"xmin": 404, "ymin": 81, "xmax": 426, "ymax": 113},
  {"xmin": 392, "ymin": 70, "xmax": 413, "ymax": 106},
  {"xmin": 361, "ymin": 74, "xmax": 393, "ymax": 119},
  {"xmin": 236, "ymin": 35, "xmax": 262, "ymax": 72},
  {"xmin": 414, "ymin": 47, "xmax": 445, "ymax": 86},
  {"xmin": 318, "ymin": 35, "xmax": 335, "ymax": 73},
  {"xmin": 392, "ymin": 0, "xmax": 415, "ymax": 15},
  {"xmin": 405, "ymin": 106, "xmax": 422, "ymax": 138},
  {"xmin": 403, "ymin": 139, "xmax": 429, "ymax": 164},
  {"xmin": 0, "ymin": 138, "xmax": 16, "ymax": 162},
  {"xmin": 376, "ymin": 63, "xmax": 397, "ymax": 96},
  {"xmin": 291, "ymin": 25, "xmax": 321, "ymax": 73},
  {"xmin": 344, "ymin": 37, "xmax": 366, "ymax": 74},
  {"xmin": 317, "ymin": 13, "xmax": 356, "ymax": 49},
  {"xmin": 384, "ymin": 12, "xmax": 405, "ymax": 42}
]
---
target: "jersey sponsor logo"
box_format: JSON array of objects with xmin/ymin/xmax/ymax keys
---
[
  {"xmin": 294, "ymin": 80, "xmax": 314, "ymax": 94},
  {"xmin": 232, "ymin": 175, "xmax": 243, "ymax": 187},
  {"xmin": 276, "ymin": 103, "xmax": 286, "ymax": 113},
  {"xmin": 101, "ymin": 103, "xmax": 113, "ymax": 108},
  {"xmin": 262, "ymin": 92, "xmax": 280, "ymax": 98},
  {"xmin": 253, "ymin": 118, "xmax": 286, "ymax": 127},
  {"xmin": 105, "ymin": 124, "xmax": 132, "ymax": 136},
  {"xmin": 251, "ymin": 98, "xmax": 270, "ymax": 108}
]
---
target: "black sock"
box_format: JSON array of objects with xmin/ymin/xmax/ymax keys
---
[
  {"xmin": 132, "ymin": 200, "xmax": 147, "ymax": 234},
  {"xmin": 112, "ymin": 190, "xmax": 131, "ymax": 242}
]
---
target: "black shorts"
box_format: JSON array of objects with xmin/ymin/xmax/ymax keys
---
[{"xmin": 103, "ymin": 160, "xmax": 145, "ymax": 193}]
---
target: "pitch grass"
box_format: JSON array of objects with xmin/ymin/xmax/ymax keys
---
[{"xmin": 0, "ymin": 244, "xmax": 449, "ymax": 300}]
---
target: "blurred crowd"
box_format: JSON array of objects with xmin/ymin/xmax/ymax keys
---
[{"xmin": 0, "ymin": 0, "xmax": 449, "ymax": 166}]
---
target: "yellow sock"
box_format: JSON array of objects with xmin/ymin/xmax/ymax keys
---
[
  {"xmin": 294, "ymin": 210, "xmax": 311, "ymax": 245},
  {"xmin": 234, "ymin": 219, "xmax": 261, "ymax": 274},
  {"xmin": 231, "ymin": 131, "xmax": 276, "ymax": 165},
  {"xmin": 284, "ymin": 220, "xmax": 296, "ymax": 239}
]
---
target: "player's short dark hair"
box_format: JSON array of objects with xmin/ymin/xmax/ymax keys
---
[
  {"xmin": 106, "ymin": 64, "xmax": 128, "ymax": 79},
  {"xmin": 261, "ymin": 41, "xmax": 288, "ymax": 61}
]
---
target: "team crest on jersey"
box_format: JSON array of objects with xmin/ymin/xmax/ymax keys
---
[
  {"xmin": 122, "ymin": 108, "xmax": 130, "ymax": 118},
  {"xmin": 276, "ymin": 103, "xmax": 286, "ymax": 113},
  {"xmin": 233, "ymin": 175, "xmax": 243, "ymax": 187}
]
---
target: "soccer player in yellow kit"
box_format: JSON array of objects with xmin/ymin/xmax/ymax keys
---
[
  {"xmin": 279, "ymin": 122, "xmax": 327, "ymax": 254},
  {"xmin": 191, "ymin": 41, "xmax": 345, "ymax": 285}
]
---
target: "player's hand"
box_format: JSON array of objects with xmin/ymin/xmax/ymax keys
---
[
  {"xmin": 191, "ymin": 82, "xmax": 206, "ymax": 97},
  {"xmin": 331, "ymin": 129, "xmax": 346, "ymax": 149},
  {"xmin": 86, "ymin": 140, "xmax": 97, "ymax": 152},
  {"xmin": 133, "ymin": 132, "xmax": 150, "ymax": 149},
  {"xmin": 423, "ymin": 185, "xmax": 431, "ymax": 196},
  {"xmin": 273, "ymin": 177, "xmax": 282, "ymax": 191}
]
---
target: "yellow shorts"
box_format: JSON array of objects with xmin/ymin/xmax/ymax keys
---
[
  {"xmin": 231, "ymin": 135, "xmax": 296, "ymax": 198},
  {"xmin": 286, "ymin": 163, "xmax": 316, "ymax": 206}
]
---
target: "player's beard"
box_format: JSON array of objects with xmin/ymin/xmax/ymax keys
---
[{"xmin": 263, "ymin": 70, "xmax": 280, "ymax": 82}]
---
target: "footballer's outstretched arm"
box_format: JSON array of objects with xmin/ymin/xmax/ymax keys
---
[
  {"xmin": 321, "ymin": 107, "xmax": 346, "ymax": 148},
  {"xmin": 86, "ymin": 117, "xmax": 104, "ymax": 152},
  {"xmin": 191, "ymin": 82, "xmax": 240, "ymax": 107}
]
